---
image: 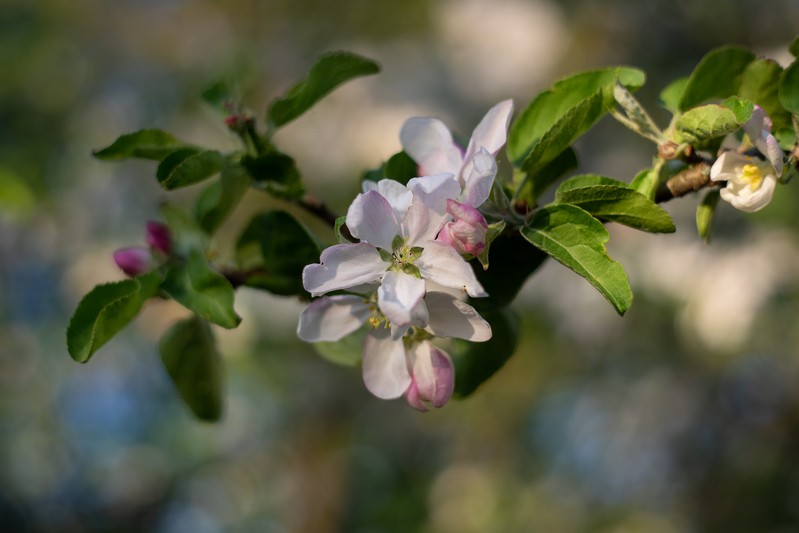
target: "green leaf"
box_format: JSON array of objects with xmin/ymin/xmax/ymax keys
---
[
  {"xmin": 67, "ymin": 271, "xmax": 161, "ymax": 363},
  {"xmin": 195, "ymin": 164, "xmax": 252, "ymax": 233},
  {"xmin": 521, "ymin": 204, "xmax": 632, "ymax": 315},
  {"xmin": 520, "ymin": 93, "xmax": 604, "ymax": 185},
  {"xmin": 674, "ymin": 98, "xmax": 754, "ymax": 144},
  {"xmin": 678, "ymin": 46, "xmax": 756, "ymax": 111},
  {"xmin": 514, "ymin": 147, "xmax": 578, "ymax": 206},
  {"xmin": 696, "ymin": 189, "xmax": 721, "ymax": 244},
  {"xmin": 156, "ymin": 149, "xmax": 226, "ymax": 190},
  {"xmin": 162, "ymin": 251, "xmax": 241, "ymax": 329},
  {"xmin": 313, "ymin": 326, "xmax": 367, "ymax": 367},
  {"xmin": 241, "ymin": 152, "xmax": 304, "ymax": 200},
  {"xmin": 790, "ymin": 36, "xmax": 799, "ymax": 58},
  {"xmin": 779, "ymin": 60, "xmax": 799, "ymax": 115},
  {"xmin": 630, "ymin": 167, "xmax": 659, "ymax": 200},
  {"xmin": 451, "ymin": 308, "xmax": 520, "ymax": 398},
  {"xmin": 334, "ymin": 215, "xmax": 352, "ymax": 244},
  {"xmin": 201, "ymin": 79, "xmax": 237, "ymax": 111},
  {"xmin": 159, "ymin": 316, "xmax": 224, "ymax": 421},
  {"xmin": 470, "ymin": 231, "xmax": 548, "ymax": 313},
  {"xmin": 739, "ymin": 59, "xmax": 790, "ymax": 131},
  {"xmin": 508, "ymin": 66, "xmax": 645, "ymax": 164},
  {"xmin": 267, "ymin": 51, "xmax": 380, "ymax": 129},
  {"xmin": 659, "ymin": 77, "xmax": 689, "ymax": 113},
  {"xmin": 93, "ymin": 129, "xmax": 190, "ymax": 162},
  {"xmin": 555, "ymin": 175, "xmax": 675, "ymax": 233},
  {"xmin": 363, "ymin": 151, "xmax": 418, "ymax": 186},
  {"xmin": 235, "ymin": 211, "xmax": 322, "ymax": 296}
]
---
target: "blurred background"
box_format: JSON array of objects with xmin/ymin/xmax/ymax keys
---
[{"xmin": 2, "ymin": 0, "xmax": 799, "ymax": 531}]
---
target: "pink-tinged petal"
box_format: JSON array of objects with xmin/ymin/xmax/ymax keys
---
[
  {"xmin": 113, "ymin": 247, "xmax": 152, "ymax": 277},
  {"xmin": 297, "ymin": 295, "xmax": 371, "ymax": 342},
  {"xmin": 400, "ymin": 117, "xmax": 464, "ymax": 176},
  {"xmin": 460, "ymin": 148, "xmax": 497, "ymax": 207},
  {"xmin": 362, "ymin": 179, "xmax": 414, "ymax": 220},
  {"xmin": 404, "ymin": 378, "xmax": 428, "ymax": 412},
  {"xmin": 760, "ymin": 132, "xmax": 783, "ymax": 177},
  {"xmin": 743, "ymin": 105, "xmax": 772, "ymax": 141},
  {"xmin": 378, "ymin": 271, "xmax": 428, "ymax": 328},
  {"xmin": 408, "ymin": 341, "xmax": 455, "ymax": 408},
  {"xmin": 145, "ymin": 221, "xmax": 172, "ymax": 254},
  {"xmin": 441, "ymin": 200, "xmax": 489, "ymax": 255},
  {"xmin": 362, "ymin": 328, "xmax": 411, "ymax": 399},
  {"xmin": 347, "ymin": 190, "xmax": 401, "ymax": 252},
  {"xmin": 424, "ymin": 292, "xmax": 492, "ymax": 341},
  {"xmin": 464, "ymin": 99, "xmax": 514, "ymax": 162},
  {"xmin": 446, "ymin": 199, "xmax": 488, "ymax": 227},
  {"xmin": 302, "ymin": 243, "xmax": 389, "ymax": 296},
  {"xmin": 407, "ymin": 173, "xmax": 462, "ymax": 217},
  {"xmin": 416, "ymin": 241, "xmax": 487, "ymax": 298}
]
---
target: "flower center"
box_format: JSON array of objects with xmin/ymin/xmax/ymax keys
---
[
  {"xmin": 389, "ymin": 239, "xmax": 423, "ymax": 277},
  {"xmin": 741, "ymin": 163, "xmax": 764, "ymax": 191},
  {"xmin": 366, "ymin": 301, "xmax": 391, "ymax": 330}
]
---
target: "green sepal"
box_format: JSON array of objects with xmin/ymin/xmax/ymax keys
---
[
  {"xmin": 156, "ymin": 149, "xmax": 226, "ymax": 190},
  {"xmin": 67, "ymin": 271, "xmax": 162, "ymax": 363},
  {"xmin": 334, "ymin": 216, "xmax": 352, "ymax": 244},
  {"xmin": 93, "ymin": 129, "xmax": 190, "ymax": 162},
  {"xmin": 267, "ymin": 51, "xmax": 380, "ymax": 130},
  {"xmin": 194, "ymin": 164, "xmax": 252, "ymax": 233},
  {"xmin": 521, "ymin": 204, "xmax": 632, "ymax": 315},
  {"xmin": 241, "ymin": 152, "xmax": 304, "ymax": 201},
  {"xmin": 161, "ymin": 251, "xmax": 241, "ymax": 329},
  {"xmin": 508, "ymin": 66, "xmax": 645, "ymax": 165},
  {"xmin": 555, "ymin": 175, "xmax": 675, "ymax": 233},
  {"xmin": 451, "ymin": 308, "xmax": 520, "ymax": 398},
  {"xmin": 696, "ymin": 189, "xmax": 721, "ymax": 244},
  {"xmin": 476, "ymin": 220, "xmax": 506, "ymax": 270},
  {"xmin": 235, "ymin": 211, "xmax": 322, "ymax": 296},
  {"xmin": 159, "ymin": 315, "xmax": 224, "ymax": 422},
  {"xmin": 678, "ymin": 46, "xmax": 756, "ymax": 111}
]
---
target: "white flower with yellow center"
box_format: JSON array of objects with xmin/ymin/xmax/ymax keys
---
[{"xmin": 710, "ymin": 152, "xmax": 777, "ymax": 213}]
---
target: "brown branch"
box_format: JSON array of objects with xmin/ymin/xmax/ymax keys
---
[{"xmin": 654, "ymin": 162, "xmax": 714, "ymax": 204}]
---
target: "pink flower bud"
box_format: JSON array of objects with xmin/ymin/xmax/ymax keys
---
[
  {"xmin": 145, "ymin": 221, "xmax": 172, "ymax": 255},
  {"xmin": 113, "ymin": 247, "xmax": 152, "ymax": 277},
  {"xmin": 405, "ymin": 342, "xmax": 455, "ymax": 411},
  {"xmin": 437, "ymin": 199, "xmax": 488, "ymax": 256}
]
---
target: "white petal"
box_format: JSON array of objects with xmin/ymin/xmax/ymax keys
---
[
  {"xmin": 302, "ymin": 243, "xmax": 388, "ymax": 296},
  {"xmin": 416, "ymin": 241, "xmax": 487, "ymax": 298},
  {"xmin": 347, "ymin": 190, "xmax": 401, "ymax": 251},
  {"xmin": 424, "ymin": 292, "xmax": 492, "ymax": 341},
  {"xmin": 464, "ymin": 99, "xmax": 514, "ymax": 162},
  {"xmin": 378, "ymin": 271, "xmax": 428, "ymax": 328},
  {"xmin": 362, "ymin": 328, "xmax": 411, "ymax": 399},
  {"xmin": 722, "ymin": 174, "xmax": 777, "ymax": 213},
  {"xmin": 460, "ymin": 148, "xmax": 497, "ymax": 207},
  {"xmin": 400, "ymin": 117, "xmax": 464, "ymax": 176},
  {"xmin": 297, "ymin": 295, "xmax": 370, "ymax": 342},
  {"xmin": 362, "ymin": 179, "xmax": 414, "ymax": 220},
  {"xmin": 710, "ymin": 151, "xmax": 740, "ymax": 182},
  {"xmin": 407, "ymin": 173, "xmax": 462, "ymax": 217}
]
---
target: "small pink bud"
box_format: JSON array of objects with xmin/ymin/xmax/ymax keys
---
[
  {"xmin": 145, "ymin": 221, "xmax": 172, "ymax": 255},
  {"xmin": 437, "ymin": 199, "xmax": 488, "ymax": 256},
  {"xmin": 113, "ymin": 247, "xmax": 152, "ymax": 277},
  {"xmin": 405, "ymin": 342, "xmax": 455, "ymax": 411}
]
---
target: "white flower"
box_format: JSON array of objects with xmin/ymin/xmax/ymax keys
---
[
  {"xmin": 302, "ymin": 175, "xmax": 487, "ymax": 339},
  {"xmin": 710, "ymin": 152, "xmax": 777, "ymax": 213},
  {"xmin": 400, "ymin": 100, "xmax": 514, "ymax": 208},
  {"xmin": 297, "ymin": 291, "xmax": 491, "ymax": 402}
]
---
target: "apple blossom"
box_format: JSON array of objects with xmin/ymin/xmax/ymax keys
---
[
  {"xmin": 710, "ymin": 152, "xmax": 778, "ymax": 213},
  {"xmin": 297, "ymin": 289, "xmax": 491, "ymax": 405},
  {"xmin": 113, "ymin": 247, "xmax": 152, "ymax": 277},
  {"xmin": 743, "ymin": 105, "xmax": 783, "ymax": 177},
  {"xmin": 302, "ymin": 175, "xmax": 488, "ymax": 337}
]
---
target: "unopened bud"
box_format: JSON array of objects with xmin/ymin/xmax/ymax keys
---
[
  {"xmin": 145, "ymin": 221, "xmax": 172, "ymax": 255},
  {"xmin": 405, "ymin": 342, "xmax": 455, "ymax": 411},
  {"xmin": 113, "ymin": 247, "xmax": 152, "ymax": 277},
  {"xmin": 437, "ymin": 199, "xmax": 488, "ymax": 256}
]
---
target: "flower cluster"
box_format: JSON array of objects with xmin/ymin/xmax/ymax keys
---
[
  {"xmin": 113, "ymin": 221, "xmax": 172, "ymax": 277},
  {"xmin": 297, "ymin": 100, "xmax": 513, "ymax": 410},
  {"xmin": 711, "ymin": 106, "xmax": 785, "ymax": 213}
]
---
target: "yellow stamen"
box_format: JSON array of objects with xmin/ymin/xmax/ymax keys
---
[{"xmin": 741, "ymin": 164, "xmax": 764, "ymax": 191}]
